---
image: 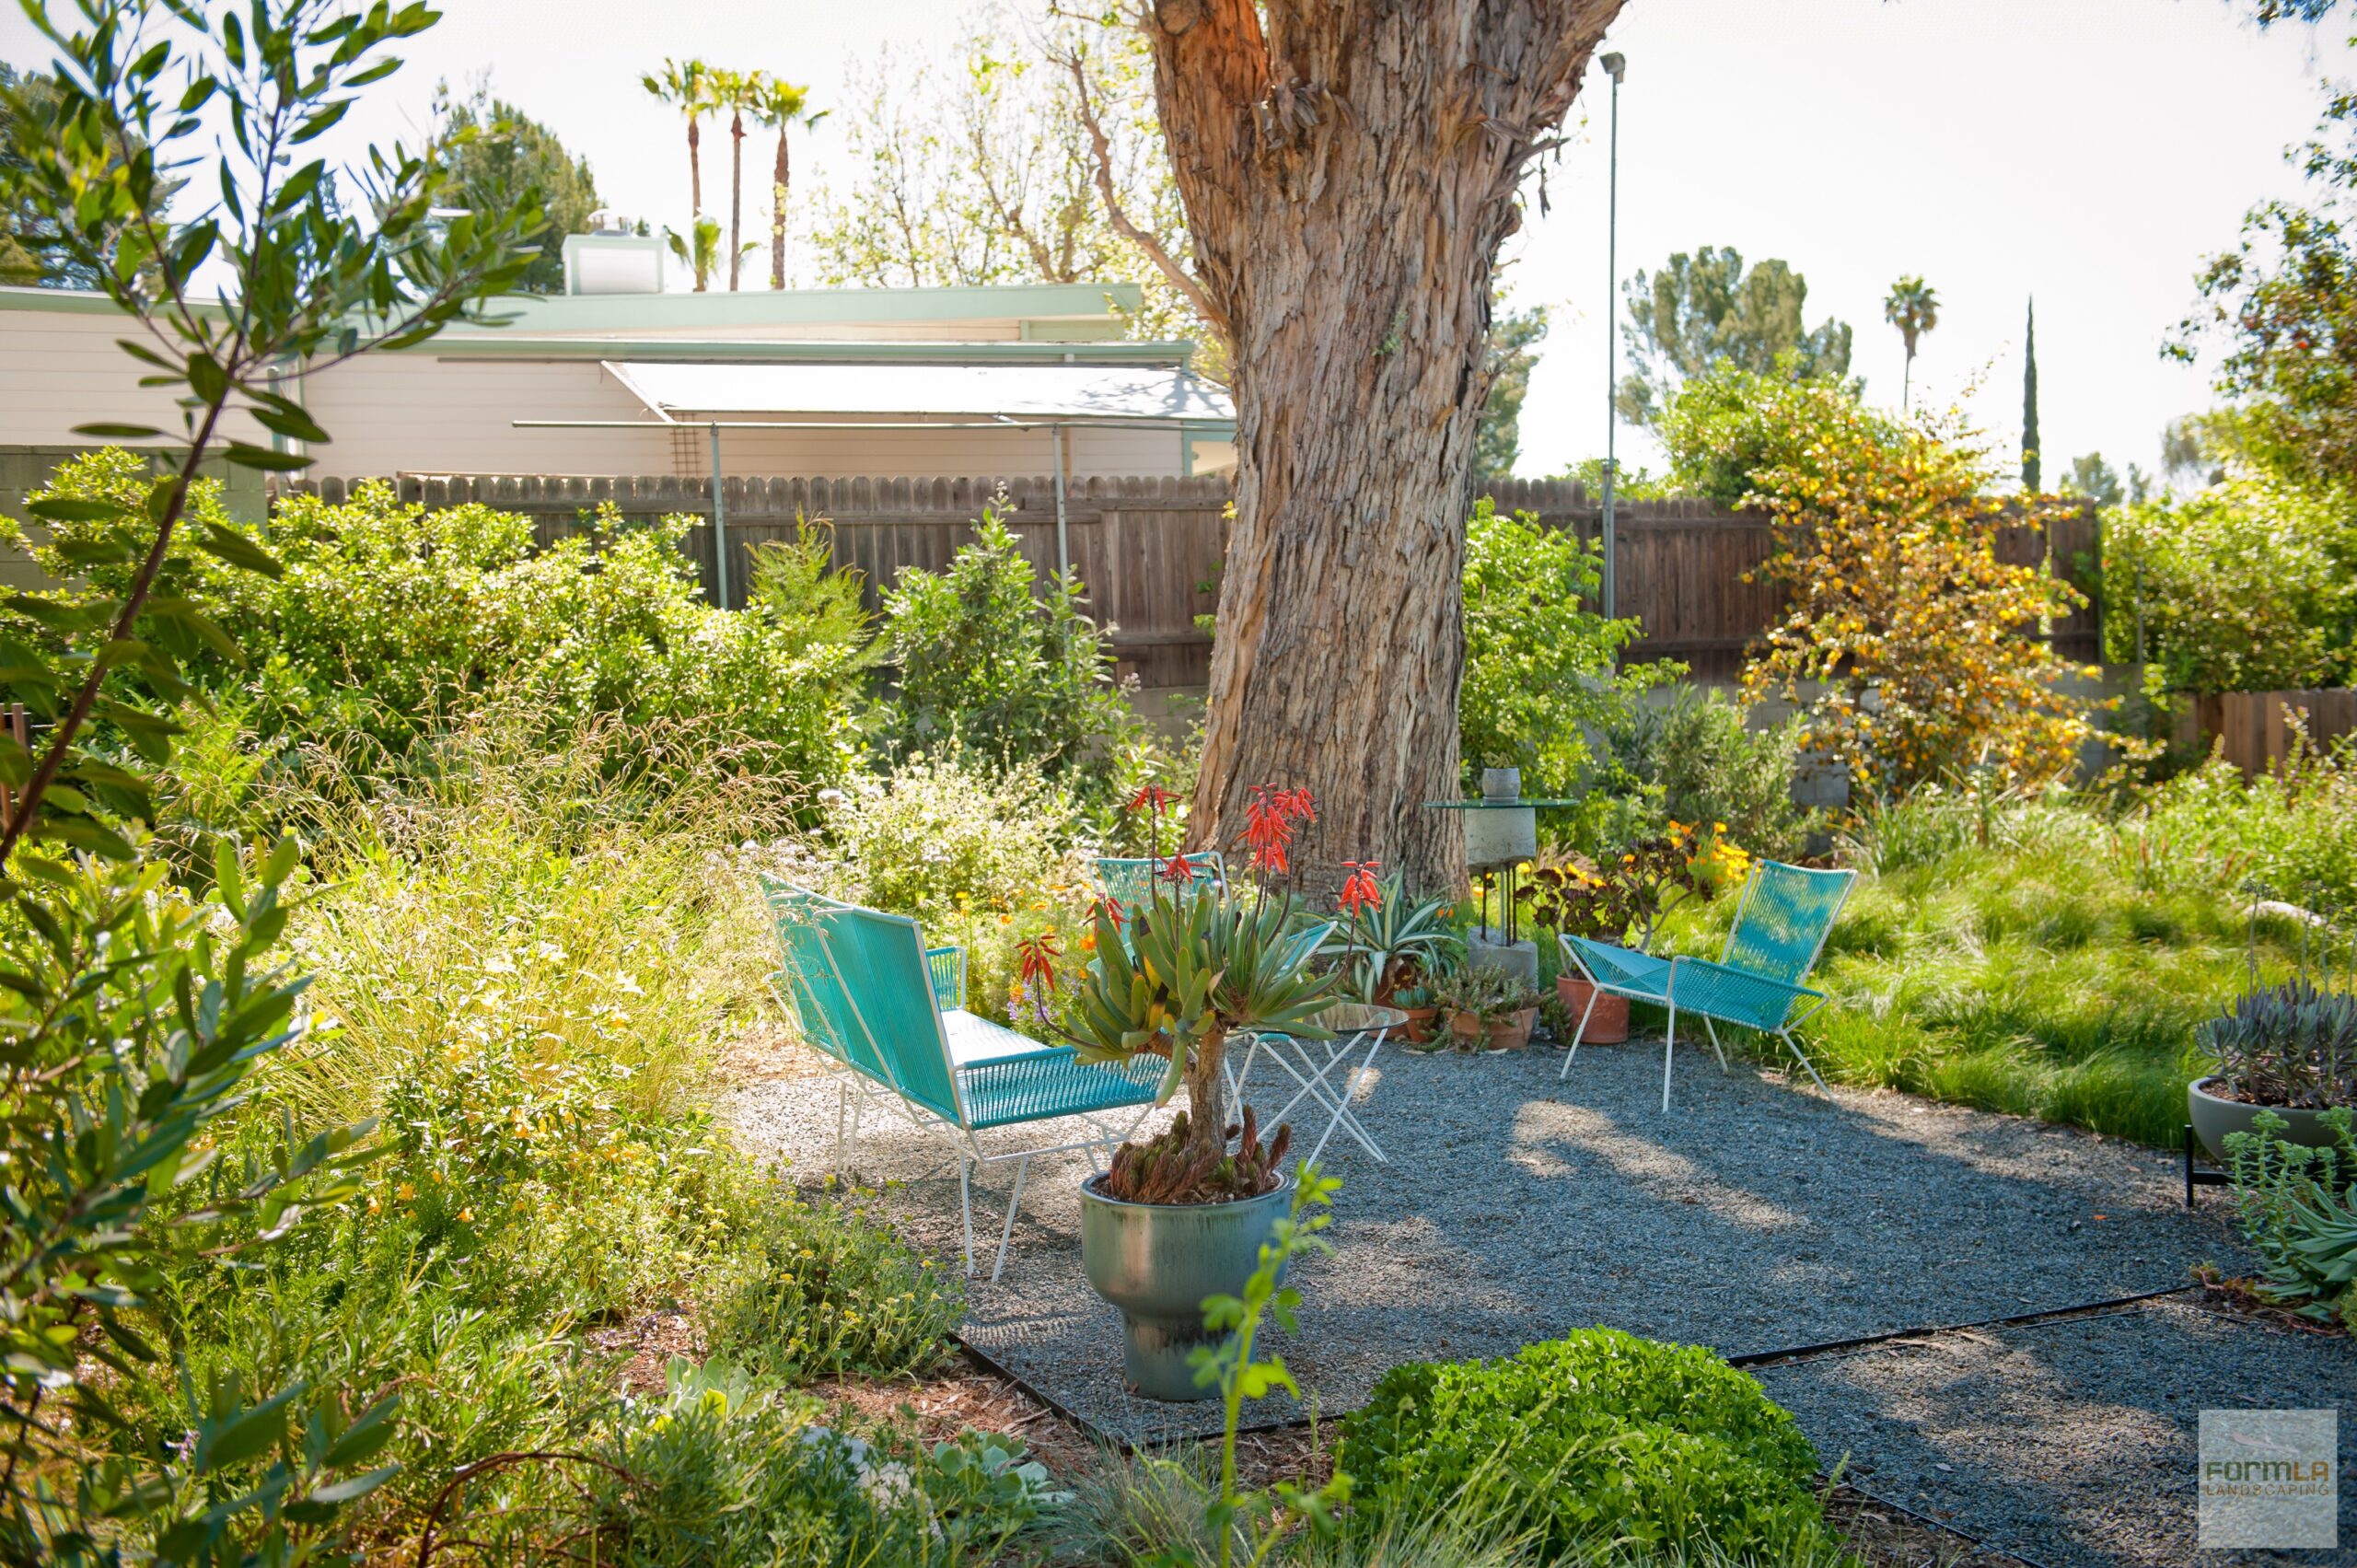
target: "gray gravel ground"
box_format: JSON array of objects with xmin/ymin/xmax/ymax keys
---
[
  {"xmin": 724, "ymin": 1031, "xmax": 2248, "ymax": 1443},
  {"xmin": 1755, "ymin": 1298, "xmax": 2357, "ymax": 1568}
]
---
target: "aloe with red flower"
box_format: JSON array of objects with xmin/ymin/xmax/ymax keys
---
[
  {"xmin": 1065, "ymin": 784, "xmax": 1343, "ymax": 1197},
  {"xmin": 1316, "ymin": 871, "xmax": 1462, "ymax": 1005}
]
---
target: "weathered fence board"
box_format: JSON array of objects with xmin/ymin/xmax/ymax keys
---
[
  {"xmin": 2191, "ymin": 688, "xmax": 2357, "ymax": 777},
  {"xmin": 267, "ymin": 473, "xmax": 2102, "ymax": 691}
]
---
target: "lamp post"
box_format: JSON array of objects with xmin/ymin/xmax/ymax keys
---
[{"xmin": 1598, "ymin": 50, "xmax": 1625, "ymax": 622}]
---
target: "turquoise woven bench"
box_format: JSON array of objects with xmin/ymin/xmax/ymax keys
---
[
  {"xmin": 1558, "ymin": 859, "xmax": 1855, "ymax": 1112},
  {"xmin": 760, "ymin": 877, "xmax": 1161, "ymax": 1279}
]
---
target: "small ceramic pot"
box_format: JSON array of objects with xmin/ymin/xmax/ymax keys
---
[
  {"xmin": 1556, "ymin": 976, "xmax": 1631, "ymax": 1045},
  {"xmin": 1396, "ymin": 1005, "xmax": 1440, "ymax": 1045}
]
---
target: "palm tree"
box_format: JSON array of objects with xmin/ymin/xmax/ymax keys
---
[
  {"xmin": 1883, "ymin": 275, "xmax": 1940, "ymax": 412},
  {"xmin": 707, "ymin": 67, "xmax": 761, "ymax": 292},
  {"xmin": 749, "ymin": 76, "xmax": 825, "ymax": 291},
  {"xmin": 667, "ymin": 215, "xmax": 723, "ymax": 293},
  {"xmin": 641, "ymin": 57, "xmax": 712, "ymax": 286}
]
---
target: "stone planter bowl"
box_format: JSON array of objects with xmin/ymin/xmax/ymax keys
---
[{"xmin": 2188, "ymin": 1076, "xmax": 2351, "ymax": 1163}]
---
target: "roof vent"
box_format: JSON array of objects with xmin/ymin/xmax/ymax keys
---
[{"xmin": 562, "ymin": 230, "xmax": 667, "ymax": 296}]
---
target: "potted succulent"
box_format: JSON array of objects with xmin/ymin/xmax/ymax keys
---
[
  {"xmin": 1434, "ymin": 963, "xmax": 1543, "ymax": 1052},
  {"xmin": 1520, "ymin": 825, "xmax": 1708, "ymax": 1047},
  {"xmin": 2189, "ymin": 977, "xmax": 2357, "ymax": 1160},
  {"xmin": 1389, "ymin": 982, "xmax": 1441, "ymax": 1045},
  {"xmin": 1061, "ymin": 785, "xmax": 1344, "ymax": 1400},
  {"xmin": 1317, "ymin": 869, "xmax": 1461, "ymax": 1012}
]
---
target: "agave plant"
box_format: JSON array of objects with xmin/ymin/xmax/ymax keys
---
[
  {"xmin": 1317, "ymin": 873, "xmax": 1461, "ymax": 1004},
  {"xmin": 1069, "ymin": 876, "xmax": 1338, "ymax": 1191}
]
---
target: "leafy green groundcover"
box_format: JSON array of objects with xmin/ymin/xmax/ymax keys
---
[{"xmin": 1337, "ymin": 1330, "xmax": 1841, "ymax": 1562}]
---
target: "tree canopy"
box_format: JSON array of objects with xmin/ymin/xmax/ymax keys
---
[
  {"xmin": 434, "ymin": 82, "xmax": 602, "ymax": 295},
  {"xmin": 802, "ymin": 14, "xmax": 1216, "ymax": 362},
  {"xmin": 1616, "ymin": 246, "xmax": 1852, "ymax": 426}
]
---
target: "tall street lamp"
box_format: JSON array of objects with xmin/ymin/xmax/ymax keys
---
[{"xmin": 1599, "ymin": 50, "xmax": 1625, "ymax": 622}]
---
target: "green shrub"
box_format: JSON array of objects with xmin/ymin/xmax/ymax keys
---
[
  {"xmin": 1657, "ymin": 362, "xmax": 1901, "ymax": 507},
  {"xmin": 17, "ymin": 458, "xmax": 872, "ymax": 782},
  {"xmin": 2102, "ymin": 478, "xmax": 2357, "ymax": 696},
  {"xmin": 1460, "ymin": 497, "xmax": 1673, "ymax": 796},
  {"xmin": 876, "ymin": 505, "xmax": 1139, "ymax": 804},
  {"xmin": 493, "ymin": 1360, "xmax": 1051, "ymax": 1567},
  {"xmin": 820, "ymin": 749, "xmax": 1078, "ymax": 925},
  {"xmin": 702, "ymin": 1191, "xmax": 964, "ymax": 1381},
  {"xmin": 1598, "ymin": 688, "xmax": 1812, "ymax": 861},
  {"xmin": 2136, "ymin": 742, "xmax": 2357, "ymax": 911},
  {"xmin": 1337, "ymin": 1330, "xmax": 1837, "ymax": 1563},
  {"xmin": 2224, "ymin": 1109, "xmax": 2357, "ymax": 1327}
]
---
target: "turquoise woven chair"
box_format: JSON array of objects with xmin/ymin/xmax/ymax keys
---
[
  {"xmin": 1557, "ymin": 860, "xmax": 1855, "ymax": 1112},
  {"xmin": 1093, "ymin": 852, "xmax": 1225, "ymax": 918},
  {"xmin": 761, "ymin": 878, "xmax": 1161, "ymax": 1279}
]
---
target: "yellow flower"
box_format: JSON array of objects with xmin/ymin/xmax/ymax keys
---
[{"xmin": 458, "ymin": 1207, "xmax": 474, "ymax": 1224}]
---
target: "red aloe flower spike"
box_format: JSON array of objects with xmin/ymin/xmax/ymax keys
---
[
  {"xmin": 1016, "ymin": 931, "xmax": 1062, "ymax": 993},
  {"xmin": 1241, "ymin": 785, "xmax": 1295, "ymax": 869},
  {"xmin": 1281, "ymin": 787, "xmax": 1318, "ymax": 826},
  {"xmin": 1093, "ymin": 893, "xmax": 1128, "ymax": 931},
  {"xmin": 1126, "ymin": 784, "xmax": 1174, "ymax": 816},
  {"xmin": 1156, "ymin": 852, "xmax": 1196, "ymax": 885},
  {"xmin": 1340, "ymin": 860, "xmax": 1383, "ymax": 917}
]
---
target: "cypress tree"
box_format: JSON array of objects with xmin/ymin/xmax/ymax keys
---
[{"xmin": 2022, "ymin": 297, "xmax": 2041, "ymax": 492}]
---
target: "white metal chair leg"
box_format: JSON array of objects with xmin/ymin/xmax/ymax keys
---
[
  {"xmin": 1662, "ymin": 1001, "xmax": 1678, "ymax": 1114},
  {"xmin": 958, "ymin": 1155, "xmax": 977, "ymax": 1277},
  {"xmin": 1559, "ymin": 988, "xmax": 1602, "ymax": 1080},
  {"xmin": 1704, "ymin": 1016, "xmax": 1729, "ymax": 1072},
  {"xmin": 990, "ymin": 1156, "xmax": 1031, "ymax": 1284},
  {"xmin": 1303, "ymin": 1031, "xmax": 1389, "ymax": 1167},
  {"xmin": 847, "ymin": 1093, "xmax": 864, "ymax": 1175},
  {"xmin": 833, "ymin": 1077, "xmax": 850, "ymax": 1175},
  {"xmin": 1781, "ymin": 1028, "xmax": 1835, "ymax": 1097}
]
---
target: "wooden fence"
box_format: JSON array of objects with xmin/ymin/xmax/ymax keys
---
[
  {"xmin": 267, "ymin": 472, "xmax": 2103, "ymax": 691},
  {"xmin": 2189, "ymin": 688, "xmax": 2357, "ymax": 777}
]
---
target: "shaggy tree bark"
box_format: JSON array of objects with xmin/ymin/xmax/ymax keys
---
[{"xmin": 1147, "ymin": 0, "xmax": 1626, "ymax": 892}]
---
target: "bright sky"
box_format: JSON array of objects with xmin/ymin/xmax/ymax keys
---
[{"xmin": 1, "ymin": 0, "xmax": 2339, "ymax": 480}]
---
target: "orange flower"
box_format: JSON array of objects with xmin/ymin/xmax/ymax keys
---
[{"xmin": 1339, "ymin": 860, "xmax": 1383, "ymax": 917}]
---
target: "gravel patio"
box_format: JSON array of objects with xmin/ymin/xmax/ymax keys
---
[{"xmin": 726, "ymin": 1031, "xmax": 2353, "ymax": 1565}]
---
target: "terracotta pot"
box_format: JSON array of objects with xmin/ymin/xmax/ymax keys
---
[
  {"xmin": 1484, "ymin": 1006, "xmax": 1538, "ymax": 1052},
  {"xmin": 1448, "ymin": 1010, "xmax": 1485, "ymax": 1047},
  {"xmin": 1556, "ymin": 976, "xmax": 1631, "ymax": 1044},
  {"xmin": 1397, "ymin": 1005, "xmax": 1440, "ymax": 1045}
]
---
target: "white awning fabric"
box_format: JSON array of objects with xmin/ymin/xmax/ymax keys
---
[{"xmin": 602, "ymin": 360, "xmax": 1232, "ymax": 425}]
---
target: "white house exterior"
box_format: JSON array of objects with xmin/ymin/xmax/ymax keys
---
[{"xmin": 0, "ymin": 242, "xmax": 1236, "ymax": 491}]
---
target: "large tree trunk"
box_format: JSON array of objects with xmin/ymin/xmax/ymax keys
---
[{"xmin": 1149, "ymin": 0, "xmax": 1625, "ymax": 894}]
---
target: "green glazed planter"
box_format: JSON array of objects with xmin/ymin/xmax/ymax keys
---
[{"xmin": 1079, "ymin": 1170, "xmax": 1293, "ymax": 1402}]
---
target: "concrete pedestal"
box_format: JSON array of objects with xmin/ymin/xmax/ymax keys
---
[{"xmin": 1465, "ymin": 934, "xmax": 1539, "ymax": 984}]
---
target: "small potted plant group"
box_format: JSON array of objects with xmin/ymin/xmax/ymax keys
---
[
  {"xmin": 1520, "ymin": 824, "xmax": 1710, "ymax": 1046},
  {"xmin": 1434, "ymin": 963, "xmax": 1544, "ymax": 1052},
  {"xmin": 1318, "ymin": 869, "xmax": 1460, "ymax": 1044}
]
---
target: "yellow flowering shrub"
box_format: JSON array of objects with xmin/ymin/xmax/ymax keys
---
[{"xmin": 1740, "ymin": 401, "xmax": 2096, "ymax": 795}]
